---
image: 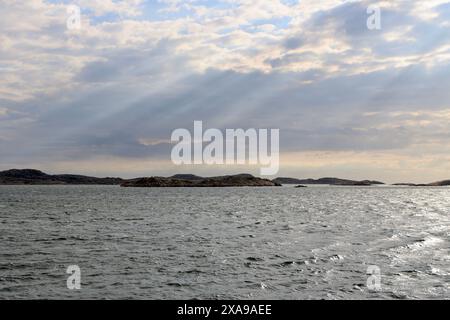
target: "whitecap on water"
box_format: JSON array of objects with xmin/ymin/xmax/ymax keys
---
[
  {"xmin": 390, "ymin": 236, "xmax": 444, "ymax": 253},
  {"xmin": 329, "ymin": 254, "xmax": 344, "ymax": 262}
]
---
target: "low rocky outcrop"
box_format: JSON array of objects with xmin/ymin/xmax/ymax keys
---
[
  {"xmin": 273, "ymin": 177, "xmax": 384, "ymax": 186},
  {"xmin": 121, "ymin": 174, "xmax": 281, "ymax": 188},
  {"xmin": 272, "ymin": 177, "xmax": 306, "ymax": 185},
  {"xmin": 393, "ymin": 180, "xmax": 450, "ymax": 187},
  {"xmin": 392, "ymin": 183, "xmax": 429, "ymax": 187}
]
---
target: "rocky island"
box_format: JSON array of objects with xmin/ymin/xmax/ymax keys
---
[
  {"xmin": 121, "ymin": 174, "xmax": 281, "ymax": 188},
  {"xmin": 393, "ymin": 180, "xmax": 450, "ymax": 187},
  {"xmin": 273, "ymin": 177, "xmax": 385, "ymax": 186},
  {"xmin": 392, "ymin": 183, "xmax": 429, "ymax": 187},
  {"xmin": 0, "ymin": 169, "xmax": 123, "ymax": 185}
]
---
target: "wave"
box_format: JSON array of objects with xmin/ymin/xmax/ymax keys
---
[{"xmin": 391, "ymin": 236, "xmax": 444, "ymax": 253}]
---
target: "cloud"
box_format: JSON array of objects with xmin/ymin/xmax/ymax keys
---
[
  {"xmin": 1, "ymin": 0, "xmax": 450, "ymax": 182},
  {"xmin": 0, "ymin": 107, "xmax": 9, "ymax": 117}
]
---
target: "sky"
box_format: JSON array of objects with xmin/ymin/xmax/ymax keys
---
[{"xmin": 1, "ymin": 0, "xmax": 450, "ymax": 183}]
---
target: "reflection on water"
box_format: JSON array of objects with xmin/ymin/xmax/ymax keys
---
[{"xmin": 1, "ymin": 185, "xmax": 449, "ymax": 299}]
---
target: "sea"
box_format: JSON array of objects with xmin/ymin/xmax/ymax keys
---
[{"xmin": 0, "ymin": 185, "xmax": 449, "ymax": 299}]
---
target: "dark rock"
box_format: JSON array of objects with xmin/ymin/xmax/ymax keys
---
[{"xmin": 246, "ymin": 257, "xmax": 264, "ymax": 262}]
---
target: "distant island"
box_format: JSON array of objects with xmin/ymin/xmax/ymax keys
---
[
  {"xmin": 272, "ymin": 177, "xmax": 385, "ymax": 186},
  {"xmin": 0, "ymin": 169, "xmax": 123, "ymax": 185},
  {"xmin": 393, "ymin": 180, "xmax": 450, "ymax": 187},
  {"xmin": 0, "ymin": 169, "xmax": 449, "ymax": 187},
  {"xmin": 392, "ymin": 183, "xmax": 429, "ymax": 187},
  {"xmin": 274, "ymin": 177, "xmax": 450, "ymax": 186}
]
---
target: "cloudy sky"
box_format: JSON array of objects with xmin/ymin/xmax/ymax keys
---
[{"xmin": 1, "ymin": 0, "xmax": 450, "ymax": 183}]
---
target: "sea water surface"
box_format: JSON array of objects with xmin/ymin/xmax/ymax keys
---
[{"xmin": 0, "ymin": 185, "xmax": 449, "ymax": 299}]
